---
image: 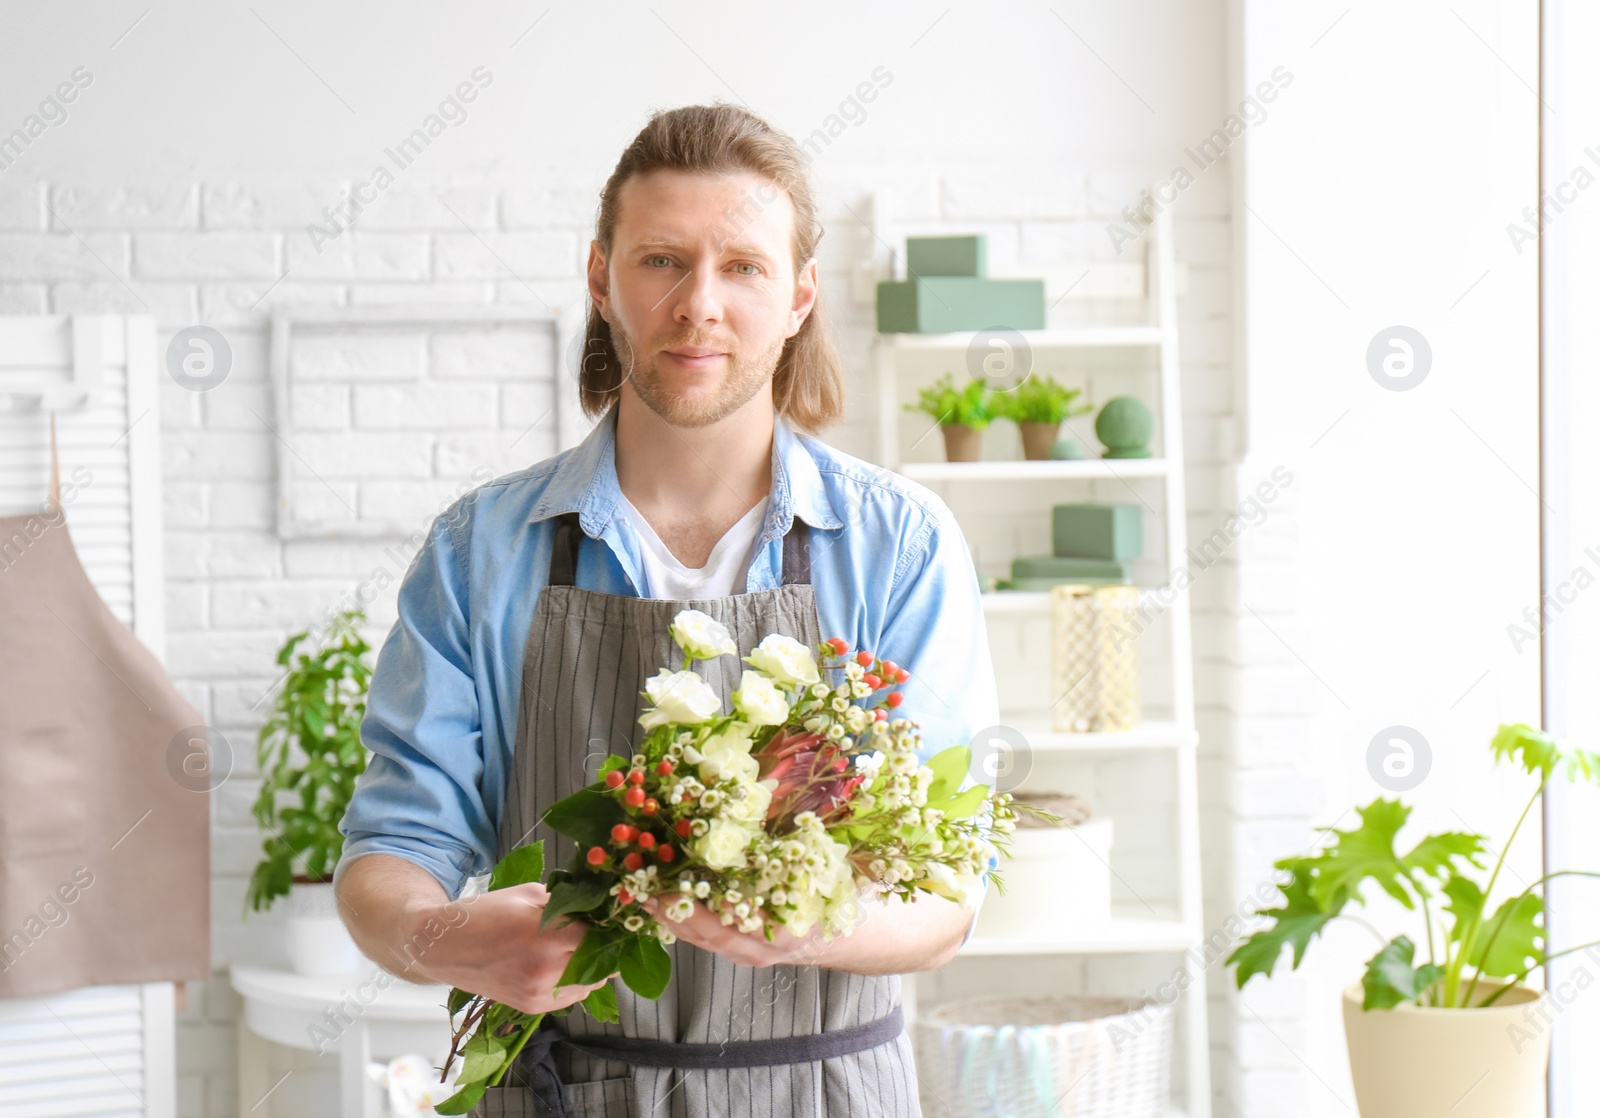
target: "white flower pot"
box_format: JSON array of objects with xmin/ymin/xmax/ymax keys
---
[
  {"xmin": 285, "ymin": 881, "xmax": 365, "ymax": 976},
  {"xmin": 974, "ymin": 819, "xmax": 1113, "ymax": 939},
  {"xmin": 1342, "ymin": 980, "xmax": 1550, "ymax": 1118}
]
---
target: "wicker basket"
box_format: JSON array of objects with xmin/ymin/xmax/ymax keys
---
[{"xmin": 915, "ymin": 995, "xmax": 1173, "ymax": 1118}]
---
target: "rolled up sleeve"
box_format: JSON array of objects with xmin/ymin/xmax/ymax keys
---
[
  {"xmin": 872, "ymin": 495, "xmax": 1000, "ymax": 947},
  {"xmin": 335, "ymin": 514, "xmax": 496, "ymax": 900}
]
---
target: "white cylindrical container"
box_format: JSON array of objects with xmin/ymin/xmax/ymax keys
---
[{"xmin": 975, "ymin": 818, "xmax": 1113, "ymax": 939}]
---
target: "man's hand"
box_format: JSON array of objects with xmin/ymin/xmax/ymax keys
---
[
  {"xmin": 638, "ymin": 895, "xmax": 829, "ymax": 968},
  {"xmin": 338, "ymin": 854, "xmax": 617, "ymax": 1016},
  {"xmin": 639, "ymin": 885, "xmax": 975, "ymax": 975}
]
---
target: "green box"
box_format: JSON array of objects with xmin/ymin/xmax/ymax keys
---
[
  {"xmin": 1052, "ymin": 503, "xmax": 1143, "ymax": 560},
  {"xmin": 1011, "ymin": 555, "xmax": 1131, "ymax": 582},
  {"xmin": 876, "ymin": 277, "xmax": 1045, "ymax": 333},
  {"xmin": 906, "ymin": 235, "xmax": 987, "ymax": 278}
]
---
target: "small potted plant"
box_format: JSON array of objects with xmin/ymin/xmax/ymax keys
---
[
  {"xmin": 1226, "ymin": 723, "xmax": 1600, "ymax": 1118},
  {"xmin": 990, "ymin": 374, "xmax": 1092, "ymax": 460},
  {"xmin": 904, "ymin": 372, "xmax": 995, "ymax": 462},
  {"xmin": 247, "ymin": 608, "xmax": 374, "ymax": 975}
]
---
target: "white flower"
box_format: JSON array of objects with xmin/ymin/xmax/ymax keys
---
[
  {"xmin": 639, "ymin": 668, "xmax": 722, "ymax": 730},
  {"xmin": 923, "ymin": 862, "xmax": 981, "ymax": 907},
  {"xmin": 696, "ymin": 818, "xmax": 754, "ymax": 870},
  {"xmin": 670, "ymin": 609, "xmax": 737, "ymax": 661},
  {"xmin": 697, "ymin": 722, "xmax": 760, "ymax": 784},
  {"xmin": 743, "ymin": 633, "xmax": 821, "ymax": 688},
  {"xmin": 733, "ymin": 670, "xmax": 791, "ymax": 726}
]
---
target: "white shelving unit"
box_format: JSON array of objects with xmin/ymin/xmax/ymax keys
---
[{"xmin": 872, "ymin": 207, "xmax": 1210, "ymax": 1118}]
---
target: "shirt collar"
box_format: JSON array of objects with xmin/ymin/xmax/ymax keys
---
[{"xmin": 529, "ymin": 405, "xmax": 844, "ymax": 537}]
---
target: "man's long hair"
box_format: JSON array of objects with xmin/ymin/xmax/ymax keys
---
[{"xmin": 578, "ymin": 102, "xmax": 846, "ymax": 434}]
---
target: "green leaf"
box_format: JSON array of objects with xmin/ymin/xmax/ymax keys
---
[
  {"xmin": 489, "ymin": 841, "xmax": 545, "ymax": 892},
  {"xmin": 582, "ymin": 981, "xmax": 620, "ymax": 1023},
  {"xmin": 434, "ymin": 1080, "xmax": 487, "ymax": 1115},
  {"xmin": 1491, "ymin": 722, "xmax": 1561, "ymax": 780},
  {"xmin": 924, "ymin": 745, "xmax": 972, "ymax": 803},
  {"xmin": 1402, "ymin": 831, "xmax": 1485, "ymax": 880},
  {"xmin": 1470, "ymin": 892, "xmax": 1544, "ymax": 978},
  {"xmin": 542, "ymin": 788, "xmax": 627, "ymax": 851},
  {"xmin": 1307, "ymin": 799, "xmax": 1422, "ymax": 911},
  {"xmin": 618, "ymin": 933, "xmax": 673, "ymax": 1000},
  {"xmin": 1361, "ymin": 935, "xmax": 1444, "ymax": 1009},
  {"xmin": 540, "ymin": 877, "xmax": 613, "ymax": 930},
  {"xmin": 940, "ymin": 784, "xmax": 989, "ymax": 820},
  {"xmin": 458, "ymin": 1025, "xmax": 508, "ymax": 1083},
  {"xmin": 1441, "ymin": 876, "xmax": 1486, "ymax": 944},
  {"xmin": 598, "ymin": 754, "xmax": 630, "ymax": 778},
  {"xmin": 447, "ymin": 986, "xmax": 473, "ymax": 1017},
  {"xmin": 558, "ymin": 925, "xmax": 628, "ymax": 988},
  {"xmin": 1226, "ymin": 862, "xmax": 1344, "ymax": 988}
]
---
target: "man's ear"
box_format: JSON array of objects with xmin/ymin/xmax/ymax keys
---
[
  {"xmin": 786, "ymin": 256, "xmax": 819, "ymax": 339},
  {"xmin": 587, "ymin": 240, "xmax": 611, "ymax": 322}
]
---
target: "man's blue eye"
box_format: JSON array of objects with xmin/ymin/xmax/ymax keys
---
[
  {"xmin": 646, "ymin": 256, "xmax": 674, "ymax": 268},
  {"xmin": 734, "ymin": 263, "xmax": 760, "ymax": 276}
]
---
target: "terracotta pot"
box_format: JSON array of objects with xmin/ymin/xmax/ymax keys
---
[
  {"xmin": 941, "ymin": 424, "xmax": 982, "ymax": 462},
  {"xmin": 1019, "ymin": 421, "xmax": 1061, "ymax": 460},
  {"xmin": 1342, "ymin": 980, "xmax": 1550, "ymax": 1118}
]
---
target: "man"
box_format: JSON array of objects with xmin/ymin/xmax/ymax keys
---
[{"xmin": 335, "ymin": 103, "xmax": 999, "ymax": 1116}]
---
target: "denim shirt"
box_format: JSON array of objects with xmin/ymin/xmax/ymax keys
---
[{"xmin": 335, "ymin": 404, "xmax": 1000, "ymax": 939}]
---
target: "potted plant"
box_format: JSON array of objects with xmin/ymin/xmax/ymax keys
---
[
  {"xmin": 991, "ymin": 374, "xmax": 1092, "ymax": 460},
  {"xmin": 247, "ymin": 608, "xmax": 374, "ymax": 975},
  {"xmin": 904, "ymin": 373, "xmax": 995, "ymax": 462},
  {"xmin": 1226, "ymin": 723, "xmax": 1600, "ymax": 1118}
]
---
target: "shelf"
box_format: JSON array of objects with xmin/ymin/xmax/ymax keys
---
[
  {"xmin": 876, "ymin": 326, "xmax": 1163, "ymax": 352},
  {"xmin": 898, "ymin": 458, "xmax": 1169, "ymax": 482},
  {"xmin": 997, "ymin": 720, "xmax": 1197, "ymax": 753},
  {"xmin": 959, "ymin": 916, "xmax": 1199, "ymax": 956}
]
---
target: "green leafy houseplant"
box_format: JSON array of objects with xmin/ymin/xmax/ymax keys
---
[
  {"xmin": 904, "ymin": 373, "xmax": 995, "ymax": 463},
  {"xmin": 1227, "ymin": 723, "xmax": 1600, "ymax": 1009},
  {"xmin": 246, "ymin": 609, "xmax": 374, "ymax": 912},
  {"xmin": 989, "ymin": 374, "xmax": 1092, "ymax": 426}
]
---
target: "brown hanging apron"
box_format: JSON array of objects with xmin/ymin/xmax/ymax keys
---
[
  {"xmin": 0, "ymin": 416, "xmax": 210, "ymax": 998},
  {"xmin": 476, "ymin": 511, "xmax": 921, "ymax": 1118}
]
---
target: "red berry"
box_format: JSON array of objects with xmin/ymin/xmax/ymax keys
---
[
  {"xmin": 862, "ymin": 673, "xmax": 881, "ymax": 690},
  {"xmin": 895, "ymin": 667, "xmax": 909, "ymax": 683},
  {"xmin": 656, "ymin": 760, "xmax": 673, "ymax": 776},
  {"xmin": 826, "ymin": 637, "xmax": 848, "ymax": 656},
  {"xmin": 628, "ymin": 769, "xmax": 645, "ymax": 785},
  {"xmin": 623, "ymin": 852, "xmax": 644, "ymax": 872},
  {"xmin": 642, "ymin": 797, "xmax": 659, "ymax": 816},
  {"xmin": 625, "ymin": 786, "xmax": 646, "ymax": 807},
  {"xmin": 657, "ymin": 845, "xmax": 676, "ymax": 862},
  {"xmin": 604, "ymin": 770, "xmax": 625, "ymax": 789},
  {"xmin": 586, "ymin": 846, "xmax": 606, "ymax": 866},
  {"xmin": 611, "ymin": 823, "xmax": 635, "ymax": 844},
  {"xmin": 856, "ymin": 650, "xmax": 873, "ymax": 667},
  {"xmin": 886, "ymin": 692, "xmax": 904, "ymax": 708},
  {"xmin": 674, "ymin": 819, "xmax": 694, "ymax": 838},
  {"xmin": 882, "ymin": 660, "xmax": 898, "ymax": 677},
  {"xmin": 875, "ymin": 708, "xmax": 888, "ymax": 721},
  {"xmin": 637, "ymin": 832, "xmax": 657, "ymax": 849},
  {"xmin": 618, "ymin": 888, "xmax": 633, "ymax": 905}
]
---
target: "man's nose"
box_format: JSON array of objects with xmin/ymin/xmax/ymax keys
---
[{"xmin": 672, "ymin": 260, "xmax": 724, "ymax": 327}]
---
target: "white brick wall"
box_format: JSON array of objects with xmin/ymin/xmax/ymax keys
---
[{"xmin": 6, "ymin": 168, "xmax": 1259, "ymax": 1117}]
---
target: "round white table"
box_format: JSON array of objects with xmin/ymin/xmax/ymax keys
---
[{"xmin": 229, "ymin": 963, "xmax": 454, "ymax": 1117}]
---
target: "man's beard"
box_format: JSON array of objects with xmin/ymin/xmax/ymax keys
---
[{"xmin": 611, "ymin": 319, "xmax": 785, "ymax": 429}]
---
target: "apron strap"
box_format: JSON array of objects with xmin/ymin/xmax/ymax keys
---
[
  {"xmin": 545, "ymin": 509, "xmax": 813, "ymax": 589},
  {"xmin": 46, "ymin": 411, "xmax": 62, "ymax": 515}
]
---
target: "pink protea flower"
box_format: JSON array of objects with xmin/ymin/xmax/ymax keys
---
[{"xmin": 757, "ymin": 729, "xmax": 866, "ymax": 826}]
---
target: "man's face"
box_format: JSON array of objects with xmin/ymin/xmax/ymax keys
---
[{"xmin": 589, "ymin": 168, "xmax": 818, "ymax": 428}]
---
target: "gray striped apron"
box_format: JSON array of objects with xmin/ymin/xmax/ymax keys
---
[{"xmin": 476, "ymin": 511, "xmax": 921, "ymax": 1118}]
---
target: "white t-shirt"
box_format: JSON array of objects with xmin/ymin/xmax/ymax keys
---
[{"xmin": 617, "ymin": 492, "xmax": 771, "ymax": 600}]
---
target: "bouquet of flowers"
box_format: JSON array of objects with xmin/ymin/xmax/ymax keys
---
[{"xmin": 435, "ymin": 609, "xmax": 1040, "ymax": 1112}]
